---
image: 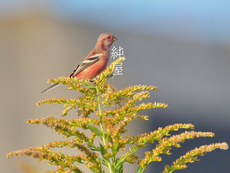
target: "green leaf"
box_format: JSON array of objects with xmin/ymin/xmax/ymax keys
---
[
  {"xmin": 98, "ymin": 157, "xmax": 109, "ymax": 167},
  {"xmin": 99, "ymin": 143, "xmax": 108, "ymax": 156},
  {"xmin": 99, "ymin": 143, "xmax": 110, "ymax": 163},
  {"xmin": 87, "ymin": 124, "xmax": 102, "ymax": 136},
  {"xmin": 89, "ymin": 146, "xmax": 100, "ymax": 152},
  {"xmin": 85, "ymin": 83, "xmax": 96, "ymax": 89},
  {"xmin": 115, "ymin": 147, "xmax": 137, "ymax": 170},
  {"xmin": 90, "ymin": 168, "xmax": 98, "ymax": 173},
  {"xmin": 59, "ymin": 152, "xmax": 64, "ymax": 158},
  {"xmin": 115, "ymin": 163, "xmax": 123, "ymax": 173}
]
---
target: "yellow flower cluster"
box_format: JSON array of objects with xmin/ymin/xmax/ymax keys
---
[
  {"xmin": 163, "ymin": 142, "xmax": 228, "ymax": 173},
  {"xmin": 7, "ymin": 58, "xmax": 228, "ymax": 173}
]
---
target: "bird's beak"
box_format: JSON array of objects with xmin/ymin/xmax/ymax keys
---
[{"xmin": 113, "ymin": 37, "xmax": 117, "ymax": 42}]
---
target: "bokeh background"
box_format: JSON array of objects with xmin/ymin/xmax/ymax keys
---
[{"xmin": 1, "ymin": 1, "xmax": 230, "ymax": 172}]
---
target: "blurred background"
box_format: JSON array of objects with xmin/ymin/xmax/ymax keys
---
[{"xmin": 1, "ymin": 0, "xmax": 229, "ymax": 172}]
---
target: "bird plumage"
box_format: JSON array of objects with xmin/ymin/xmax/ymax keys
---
[{"xmin": 41, "ymin": 33, "xmax": 117, "ymax": 94}]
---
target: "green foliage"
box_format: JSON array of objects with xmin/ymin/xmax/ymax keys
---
[{"xmin": 7, "ymin": 58, "xmax": 228, "ymax": 173}]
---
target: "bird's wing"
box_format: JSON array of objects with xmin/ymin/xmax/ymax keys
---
[
  {"xmin": 41, "ymin": 54, "xmax": 102, "ymax": 94},
  {"xmin": 69, "ymin": 53, "xmax": 101, "ymax": 77}
]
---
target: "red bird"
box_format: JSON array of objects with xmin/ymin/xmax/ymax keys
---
[{"xmin": 41, "ymin": 33, "xmax": 117, "ymax": 93}]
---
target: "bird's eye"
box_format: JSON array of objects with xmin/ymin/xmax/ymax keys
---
[{"xmin": 107, "ymin": 36, "xmax": 111, "ymax": 39}]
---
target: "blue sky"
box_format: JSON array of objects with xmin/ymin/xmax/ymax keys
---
[{"xmin": 1, "ymin": 0, "xmax": 230, "ymax": 45}]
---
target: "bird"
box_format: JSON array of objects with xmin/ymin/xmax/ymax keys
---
[{"xmin": 41, "ymin": 33, "xmax": 117, "ymax": 94}]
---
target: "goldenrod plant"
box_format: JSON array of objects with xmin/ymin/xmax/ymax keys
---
[{"xmin": 7, "ymin": 58, "xmax": 228, "ymax": 173}]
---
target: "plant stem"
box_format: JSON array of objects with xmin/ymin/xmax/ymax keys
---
[{"xmin": 96, "ymin": 85, "xmax": 114, "ymax": 173}]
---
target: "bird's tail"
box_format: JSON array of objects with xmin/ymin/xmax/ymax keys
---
[{"xmin": 41, "ymin": 83, "xmax": 61, "ymax": 94}]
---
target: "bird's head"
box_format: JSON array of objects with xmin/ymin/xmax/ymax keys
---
[{"xmin": 97, "ymin": 33, "xmax": 117, "ymax": 49}]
